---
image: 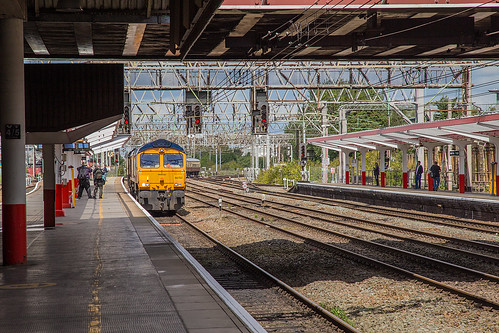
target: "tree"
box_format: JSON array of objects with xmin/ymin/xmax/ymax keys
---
[{"xmin": 431, "ymin": 96, "xmax": 480, "ymax": 121}]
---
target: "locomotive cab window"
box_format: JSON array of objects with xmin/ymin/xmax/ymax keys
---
[
  {"xmin": 164, "ymin": 153, "xmax": 183, "ymax": 168},
  {"xmin": 140, "ymin": 153, "xmax": 160, "ymax": 168}
]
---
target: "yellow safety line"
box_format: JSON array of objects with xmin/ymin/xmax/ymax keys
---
[
  {"xmin": 88, "ymin": 201, "xmax": 103, "ymax": 333},
  {"xmin": 71, "ymin": 167, "xmax": 76, "ymax": 208}
]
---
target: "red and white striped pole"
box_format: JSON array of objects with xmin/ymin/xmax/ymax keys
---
[
  {"xmin": 401, "ymin": 146, "xmax": 408, "ymax": 189},
  {"xmin": 55, "ymin": 144, "xmax": 65, "ymax": 217},
  {"xmin": 43, "ymin": 144, "xmax": 56, "ymax": 228},
  {"xmin": 360, "ymin": 150, "xmax": 366, "ymax": 185},
  {"xmin": 379, "ymin": 149, "xmax": 386, "ymax": 187},
  {"xmin": 496, "ymin": 144, "xmax": 499, "ymax": 196},
  {"xmin": 0, "ymin": 18, "xmax": 27, "ymax": 265}
]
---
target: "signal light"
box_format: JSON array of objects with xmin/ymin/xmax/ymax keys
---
[
  {"xmin": 251, "ymin": 106, "xmax": 268, "ymax": 134},
  {"xmin": 300, "ymin": 144, "xmax": 307, "ymax": 161},
  {"xmin": 193, "ymin": 105, "xmax": 202, "ymax": 133},
  {"xmin": 260, "ymin": 104, "xmax": 268, "ymax": 132},
  {"xmin": 123, "ymin": 105, "xmax": 130, "ymax": 134}
]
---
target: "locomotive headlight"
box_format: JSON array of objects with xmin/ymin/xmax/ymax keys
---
[
  {"xmin": 146, "ymin": 183, "xmax": 149, "ymax": 187},
  {"xmin": 141, "ymin": 183, "xmax": 146, "ymax": 187}
]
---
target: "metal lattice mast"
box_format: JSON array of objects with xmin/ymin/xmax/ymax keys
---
[{"xmin": 124, "ymin": 61, "xmax": 476, "ymax": 151}]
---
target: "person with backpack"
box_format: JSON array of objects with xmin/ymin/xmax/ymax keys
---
[
  {"xmin": 93, "ymin": 164, "xmax": 105, "ymax": 199},
  {"xmin": 77, "ymin": 161, "xmax": 93, "ymax": 199},
  {"xmin": 429, "ymin": 161, "xmax": 441, "ymax": 191}
]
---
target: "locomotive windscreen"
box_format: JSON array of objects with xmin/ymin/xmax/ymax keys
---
[
  {"xmin": 140, "ymin": 154, "xmax": 160, "ymax": 168},
  {"xmin": 164, "ymin": 154, "xmax": 184, "ymax": 168}
]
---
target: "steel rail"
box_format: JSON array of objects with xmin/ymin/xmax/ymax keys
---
[
  {"xmin": 174, "ymin": 213, "xmax": 361, "ymax": 333},
  {"xmin": 189, "ymin": 186, "xmax": 499, "ymax": 283},
  {"xmin": 186, "ymin": 192, "xmax": 499, "ymax": 310},
  {"xmin": 190, "ymin": 183, "xmax": 499, "ymax": 265},
  {"xmin": 278, "ymin": 190, "xmax": 499, "ymax": 234},
  {"xmin": 194, "ymin": 179, "xmax": 499, "ymax": 250},
  {"xmin": 199, "ymin": 178, "xmax": 499, "ymax": 235}
]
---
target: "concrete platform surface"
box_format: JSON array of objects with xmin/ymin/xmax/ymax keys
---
[
  {"xmin": 294, "ymin": 182, "xmax": 499, "ymax": 221},
  {"xmin": 0, "ymin": 178, "xmax": 263, "ymax": 333}
]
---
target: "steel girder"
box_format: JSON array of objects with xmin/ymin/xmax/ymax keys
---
[{"xmin": 124, "ymin": 61, "xmax": 481, "ymax": 149}]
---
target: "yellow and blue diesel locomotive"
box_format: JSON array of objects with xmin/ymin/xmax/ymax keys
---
[{"xmin": 127, "ymin": 139, "xmax": 186, "ymax": 211}]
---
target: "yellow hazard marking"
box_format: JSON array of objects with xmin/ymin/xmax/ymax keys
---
[
  {"xmin": 88, "ymin": 202, "xmax": 103, "ymax": 333},
  {"xmin": 0, "ymin": 282, "xmax": 56, "ymax": 289}
]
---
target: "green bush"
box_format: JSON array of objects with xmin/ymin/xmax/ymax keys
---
[{"xmin": 256, "ymin": 162, "xmax": 303, "ymax": 184}]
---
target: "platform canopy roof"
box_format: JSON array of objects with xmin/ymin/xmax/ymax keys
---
[
  {"xmin": 18, "ymin": 0, "xmax": 224, "ymax": 60},
  {"xmin": 195, "ymin": 0, "xmax": 499, "ymax": 60},
  {"xmin": 2, "ymin": 0, "xmax": 497, "ymax": 61},
  {"xmin": 85, "ymin": 123, "xmax": 130, "ymax": 154},
  {"xmin": 307, "ymin": 112, "xmax": 499, "ymax": 152}
]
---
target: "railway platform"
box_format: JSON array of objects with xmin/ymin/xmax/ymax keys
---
[
  {"xmin": 0, "ymin": 178, "xmax": 263, "ymax": 332},
  {"xmin": 293, "ymin": 182, "xmax": 499, "ymax": 222}
]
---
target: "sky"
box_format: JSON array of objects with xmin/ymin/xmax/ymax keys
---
[{"xmin": 471, "ymin": 65, "xmax": 499, "ymax": 111}]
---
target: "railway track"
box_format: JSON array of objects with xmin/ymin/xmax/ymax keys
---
[
  {"xmin": 185, "ymin": 184, "xmax": 499, "ymax": 310},
  {"xmin": 188, "ymin": 182, "xmax": 499, "ymax": 267},
  {"xmin": 171, "ymin": 190, "xmax": 497, "ymax": 331},
  {"xmin": 158, "ymin": 214, "xmax": 357, "ymax": 333},
  {"xmin": 197, "ymin": 177, "xmax": 499, "ymax": 235}
]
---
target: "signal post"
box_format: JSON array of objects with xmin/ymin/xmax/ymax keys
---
[{"xmin": 299, "ymin": 143, "xmax": 308, "ymax": 181}]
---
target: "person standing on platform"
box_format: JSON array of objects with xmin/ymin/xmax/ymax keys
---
[
  {"xmin": 93, "ymin": 164, "xmax": 105, "ymax": 199},
  {"xmin": 415, "ymin": 161, "xmax": 423, "ymax": 189},
  {"xmin": 430, "ymin": 161, "xmax": 441, "ymax": 191},
  {"xmin": 102, "ymin": 165, "xmax": 108, "ymax": 183},
  {"xmin": 77, "ymin": 161, "xmax": 93, "ymax": 199},
  {"xmin": 373, "ymin": 162, "xmax": 380, "ymax": 186}
]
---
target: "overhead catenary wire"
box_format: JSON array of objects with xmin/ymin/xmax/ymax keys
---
[
  {"xmin": 363, "ymin": 0, "xmax": 499, "ymax": 42},
  {"xmin": 207, "ymin": 0, "xmax": 492, "ymax": 106},
  {"xmin": 207, "ymin": 0, "xmax": 347, "ymax": 104},
  {"xmin": 215, "ymin": 0, "xmax": 499, "ymax": 91},
  {"xmin": 137, "ymin": 2, "xmax": 499, "ymax": 140},
  {"xmin": 208, "ymin": 0, "xmax": 378, "ymax": 106}
]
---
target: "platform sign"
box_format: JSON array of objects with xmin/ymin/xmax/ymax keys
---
[
  {"xmin": 5, "ymin": 124, "xmax": 21, "ymax": 139},
  {"xmin": 450, "ymin": 150, "xmax": 460, "ymax": 156}
]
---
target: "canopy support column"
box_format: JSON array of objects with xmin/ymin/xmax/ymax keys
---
[
  {"xmin": 379, "ymin": 149, "xmax": 386, "ymax": 187},
  {"xmin": 0, "ymin": 17, "xmax": 26, "ymax": 265},
  {"xmin": 423, "ymin": 143, "xmax": 439, "ymax": 191},
  {"xmin": 494, "ymin": 140, "xmax": 499, "ymax": 196},
  {"xmin": 43, "ymin": 144, "xmax": 56, "ymax": 229},
  {"xmin": 454, "ymin": 141, "xmax": 467, "ymax": 193},
  {"xmin": 360, "ymin": 149, "xmax": 367, "ymax": 185},
  {"xmin": 400, "ymin": 145, "xmax": 409, "ymax": 189},
  {"xmin": 342, "ymin": 149, "xmax": 350, "ymax": 184},
  {"xmin": 492, "ymin": 138, "xmax": 499, "ymax": 196}
]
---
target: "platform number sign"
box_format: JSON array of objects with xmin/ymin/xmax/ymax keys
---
[{"xmin": 5, "ymin": 124, "xmax": 21, "ymax": 139}]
